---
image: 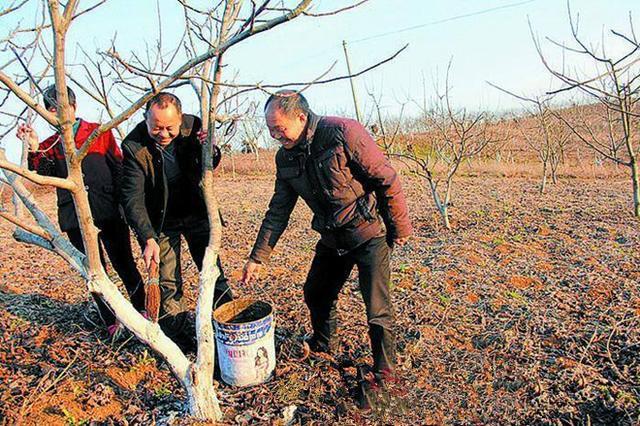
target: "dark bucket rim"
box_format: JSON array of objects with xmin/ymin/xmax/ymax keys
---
[{"xmin": 213, "ymin": 298, "xmax": 273, "ymax": 325}]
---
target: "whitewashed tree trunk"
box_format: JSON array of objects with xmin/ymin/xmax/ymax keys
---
[
  {"xmin": 0, "ymin": 0, "xmax": 323, "ymax": 421},
  {"xmin": 425, "ymin": 176, "xmax": 451, "ymax": 230},
  {"xmin": 630, "ymin": 158, "xmax": 640, "ymax": 218},
  {"xmin": 540, "ymin": 161, "xmax": 548, "ymax": 194}
]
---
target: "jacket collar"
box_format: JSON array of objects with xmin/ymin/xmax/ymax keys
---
[
  {"xmin": 289, "ymin": 111, "xmax": 320, "ymax": 155},
  {"xmin": 304, "ymin": 111, "xmax": 320, "ymax": 145}
]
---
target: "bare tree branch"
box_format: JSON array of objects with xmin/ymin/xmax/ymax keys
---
[
  {"xmin": 0, "ymin": 0, "xmax": 29, "ymax": 18},
  {"xmin": 76, "ymin": 0, "xmax": 314, "ymax": 162},
  {"xmin": 0, "ymin": 209, "xmax": 51, "ymax": 240},
  {"xmin": 16, "ymin": 0, "xmax": 107, "ymax": 34},
  {"xmin": 0, "ymin": 71, "xmax": 58, "ymax": 126},
  {"xmin": 0, "ymin": 156, "xmax": 77, "ymax": 190}
]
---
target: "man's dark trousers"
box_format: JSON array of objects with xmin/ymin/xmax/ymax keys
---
[
  {"xmin": 67, "ymin": 219, "xmax": 145, "ymax": 327},
  {"xmin": 157, "ymin": 215, "xmax": 233, "ymax": 337},
  {"xmin": 303, "ymin": 236, "xmax": 396, "ymax": 374}
]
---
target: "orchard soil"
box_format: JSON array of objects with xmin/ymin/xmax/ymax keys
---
[{"xmin": 1, "ymin": 157, "xmax": 639, "ymax": 425}]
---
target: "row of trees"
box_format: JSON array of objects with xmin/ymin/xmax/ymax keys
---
[{"xmin": 367, "ymin": 5, "xmax": 639, "ymax": 230}]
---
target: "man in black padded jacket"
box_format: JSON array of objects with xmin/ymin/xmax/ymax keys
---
[{"xmin": 120, "ymin": 92, "xmax": 233, "ymax": 342}]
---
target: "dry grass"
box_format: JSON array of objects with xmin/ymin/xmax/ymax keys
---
[{"xmin": 0, "ymin": 156, "xmax": 639, "ymax": 425}]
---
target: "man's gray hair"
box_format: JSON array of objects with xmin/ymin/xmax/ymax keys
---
[
  {"xmin": 145, "ymin": 92, "xmax": 182, "ymax": 116},
  {"xmin": 264, "ymin": 90, "xmax": 310, "ymax": 117}
]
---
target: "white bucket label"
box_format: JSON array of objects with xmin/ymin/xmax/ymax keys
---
[
  {"xmin": 215, "ymin": 312, "xmax": 276, "ymax": 387},
  {"xmin": 216, "ymin": 315, "xmax": 272, "ymax": 345}
]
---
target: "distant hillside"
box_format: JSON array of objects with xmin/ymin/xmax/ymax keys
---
[{"xmin": 376, "ymin": 102, "xmax": 624, "ymax": 165}]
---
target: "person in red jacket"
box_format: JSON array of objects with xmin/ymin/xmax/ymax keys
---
[
  {"xmin": 17, "ymin": 85, "xmax": 144, "ymax": 339},
  {"xmin": 241, "ymin": 90, "xmax": 412, "ymax": 409}
]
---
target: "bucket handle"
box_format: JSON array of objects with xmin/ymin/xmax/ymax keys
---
[{"xmin": 251, "ymin": 278, "xmax": 277, "ymax": 310}]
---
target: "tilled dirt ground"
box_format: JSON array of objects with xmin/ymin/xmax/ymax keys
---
[{"xmin": 1, "ymin": 169, "xmax": 639, "ymax": 425}]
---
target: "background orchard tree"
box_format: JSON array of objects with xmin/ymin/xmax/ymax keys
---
[
  {"xmin": 488, "ymin": 85, "xmax": 572, "ymax": 194},
  {"xmin": 238, "ymin": 105, "xmax": 268, "ymax": 157},
  {"xmin": 534, "ymin": 4, "xmax": 640, "ymax": 216},
  {"xmin": 514, "ymin": 99, "xmax": 571, "ymax": 193},
  {"xmin": 375, "ymin": 63, "xmax": 499, "ymax": 230}
]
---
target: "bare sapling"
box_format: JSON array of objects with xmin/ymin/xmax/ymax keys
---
[
  {"xmin": 533, "ymin": 4, "xmax": 640, "ymax": 216},
  {"xmin": 375, "ymin": 63, "xmax": 498, "ymax": 230},
  {"xmin": 488, "ymin": 84, "xmax": 572, "ymax": 194}
]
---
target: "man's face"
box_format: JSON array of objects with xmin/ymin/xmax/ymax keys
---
[
  {"xmin": 47, "ymin": 104, "xmax": 76, "ymax": 116},
  {"xmin": 145, "ymin": 104, "xmax": 182, "ymax": 146},
  {"xmin": 265, "ymin": 105, "xmax": 307, "ymax": 150}
]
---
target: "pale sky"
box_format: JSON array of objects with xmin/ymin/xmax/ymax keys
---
[{"xmin": 1, "ymin": 0, "xmax": 638, "ymax": 160}]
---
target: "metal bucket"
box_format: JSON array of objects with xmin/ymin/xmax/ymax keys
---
[{"xmin": 213, "ymin": 298, "xmax": 275, "ymax": 387}]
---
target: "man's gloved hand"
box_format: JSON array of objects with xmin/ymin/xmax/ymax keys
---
[{"xmin": 241, "ymin": 259, "xmax": 261, "ymax": 285}]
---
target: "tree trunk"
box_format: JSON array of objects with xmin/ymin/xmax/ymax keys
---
[
  {"xmin": 187, "ymin": 38, "xmax": 227, "ymax": 419},
  {"xmin": 426, "ymin": 177, "xmax": 451, "ymax": 230},
  {"xmin": 186, "ymin": 361, "xmax": 222, "ymax": 420},
  {"xmin": 187, "ymin": 242, "xmax": 223, "ymax": 420},
  {"xmin": 631, "ymin": 159, "xmax": 640, "ymax": 218},
  {"xmin": 441, "ymin": 205, "xmax": 451, "ymax": 230},
  {"xmin": 187, "ymin": 384, "xmax": 222, "ymax": 420},
  {"xmin": 540, "ymin": 161, "xmax": 547, "ymax": 194}
]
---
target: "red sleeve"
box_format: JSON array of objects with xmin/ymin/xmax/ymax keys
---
[{"xmin": 27, "ymin": 149, "xmax": 40, "ymax": 171}]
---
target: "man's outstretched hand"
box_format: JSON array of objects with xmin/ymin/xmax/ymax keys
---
[
  {"xmin": 241, "ymin": 260, "xmax": 261, "ymax": 285},
  {"xmin": 143, "ymin": 238, "xmax": 161, "ymax": 270}
]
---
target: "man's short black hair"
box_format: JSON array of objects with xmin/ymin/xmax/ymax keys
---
[
  {"xmin": 43, "ymin": 85, "xmax": 76, "ymax": 110},
  {"xmin": 145, "ymin": 92, "xmax": 182, "ymax": 116},
  {"xmin": 264, "ymin": 90, "xmax": 310, "ymax": 117}
]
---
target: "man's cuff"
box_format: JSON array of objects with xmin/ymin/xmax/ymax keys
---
[
  {"xmin": 249, "ymin": 246, "xmax": 270, "ymax": 265},
  {"xmin": 138, "ymin": 227, "xmax": 157, "ymax": 244}
]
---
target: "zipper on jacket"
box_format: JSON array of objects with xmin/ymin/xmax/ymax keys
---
[
  {"xmin": 304, "ymin": 147, "xmax": 335, "ymax": 231},
  {"xmin": 158, "ymin": 150, "xmax": 168, "ymax": 233}
]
